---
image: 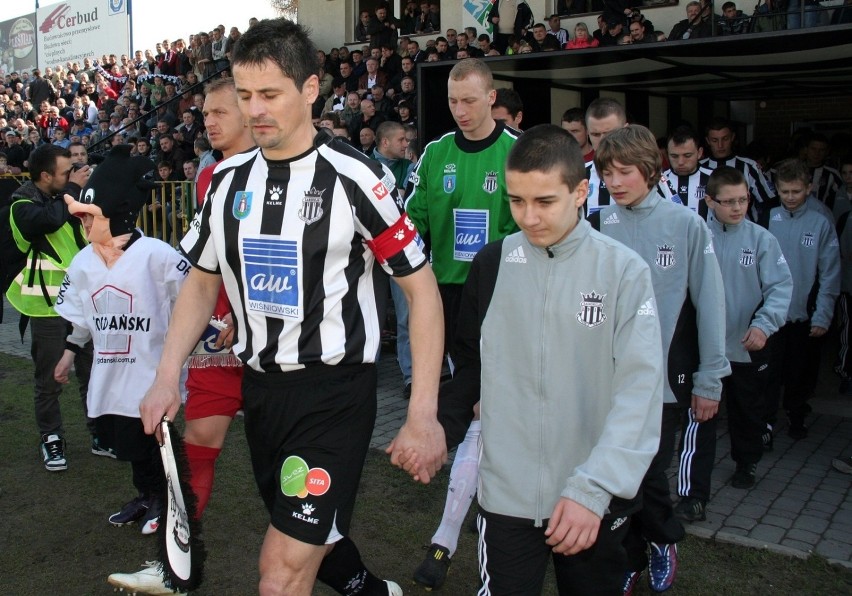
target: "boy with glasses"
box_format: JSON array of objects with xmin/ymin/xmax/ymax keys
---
[{"xmin": 705, "ymin": 167, "xmax": 792, "ymax": 488}]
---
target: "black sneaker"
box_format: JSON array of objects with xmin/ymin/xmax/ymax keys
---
[
  {"xmin": 413, "ymin": 543, "xmax": 451, "ymax": 590},
  {"xmin": 762, "ymin": 426, "xmax": 774, "ymax": 452},
  {"xmin": 40, "ymin": 434, "xmax": 67, "ymax": 472},
  {"xmin": 731, "ymin": 462, "xmax": 757, "ymax": 489},
  {"xmin": 673, "ymin": 497, "xmax": 706, "ymax": 522},
  {"xmin": 91, "ymin": 436, "xmax": 117, "ymax": 459},
  {"xmin": 109, "ymin": 495, "xmax": 150, "ymax": 526}
]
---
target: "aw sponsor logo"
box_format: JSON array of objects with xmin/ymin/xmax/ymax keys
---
[
  {"xmin": 243, "ymin": 237, "xmax": 300, "ymax": 319},
  {"xmin": 453, "ymin": 208, "xmax": 488, "ymax": 262}
]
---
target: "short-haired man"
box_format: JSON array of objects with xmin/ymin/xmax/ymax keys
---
[
  {"xmin": 669, "ymin": 0, "xmax": 712, "ymax": 39},
  {"xmin": 455, "ymin": 32, "xmax": 483, "ymax": 58},
  {"xmin": 405, "ymin": 58, "xmax": 520, "ymax": 590},
  {"xmin": 175, "ymin": 108, "xmax": 204, "ymax": 155},
  {"xmin": 3, "ymin": 129, "xmax": 27, "ymax": 171},
  {"xmin": 337, "ymin": 61, "xmax": 358, "ymax": 93},
  {"xmin": 547, "ymin": 14, "xmax": 569, "ymax": 45},
  {"xmin": 140, "ymin": 19, "xmax": 445, "ymax": 596},
  {"xmin": 560, "ymin": 107, "xmax": 593, "ymax": 162},
  {"xmin": 591, "ymin": 125, "xmax": 729, "ymax": 594},
  {"xmin": 379, "ymin": 44, "xmax": 402, "ymax": 79},
  {"xmin": 701, "ymin": 117, "xmax": 777, "ymax": 221},
  {"xmin": 802, "ymin": 132, "xmax": 842, "ymax": 208},
  {"xmin": 490, "ymin": 87, "xmax": 523, "ymax": 130},
  {"xmin": 487, "ymin": 0, "xmax": 534, "ymax": 54},
  {"xmin": 629, "ymin": 20, "xmax": 653, "ymax": 43},
  {"xmin": 157, "ymin": 134, "xmax": 186, "ymax": 179},
  {"xmin": 367, "ymin": 4, "xmax": 400, "ymax": 50},
  {"xmin": 6, "ymin": 145, "xmax": 98, "ymax": 470},
  {"xmin": 438, "ymin": 124, "xmax": 663, "ymax": 593},
  {"xmin": 358, "ymin": 57, "xmax": 388, "ymax": 98},
  {"xmin": 664, "ymin": 126, "xmax": 715, "ymax": 218},
  {"xmin": 717, "ymin": 1, "xmax": 750, "ymax": 34},
  {"xmin": 583, "ymin": 98, "xmax": 674, "ymax": 216},
  {"xmin": 388, "ymin": 55, "xmax": 415, "ymax": 95},
  {"xmin": 371, "ymin": 121, "xmax": 416, "ymax": 399}
]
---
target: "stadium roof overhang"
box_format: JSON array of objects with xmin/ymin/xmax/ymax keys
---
[
  {"xmin": 478, "ymin": 25, "xmax": 852, "ymax": 100},
  {"xmin": 417, "ymin": 24, "xmax": 852, "ymax": 137}
]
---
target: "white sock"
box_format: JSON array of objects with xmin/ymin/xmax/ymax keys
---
[{"xmin": 431, "ymin": 420, "xmax": 480, "ymax": 557}]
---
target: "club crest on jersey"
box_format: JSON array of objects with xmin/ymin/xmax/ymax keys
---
[
  {"xmin": 482, "ymin": 171, "xmax": 499, "ymax": 194},
  {"xmin": 740, "ymin": 248, "xmax": 755, "ymax": 267},
  {"xmin": 298, "ymin": 188, "xmax": 325, "ymax": 225},
  {"xmin": 443, "ymin": 174, "xmax": 456, "ymax": 193},
  {"xmin": 577, "ymin": 291, "xmax": 607, "ymax": 328},
  {"xmin": 695, "ymin": 185, "xmax": 706, "ymax": 200},
  {"xmin": 656, "ymin": 244, "xmax": 675, "ymax": 269},
  {"xmin": 802, "ymin": 232, "xmax": 815, "ymax": 247},
  {"xmin": 233, "ymin": 191, "xmax": 253, "ymax": 219}
]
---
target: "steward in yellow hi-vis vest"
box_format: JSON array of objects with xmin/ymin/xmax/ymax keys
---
[
  {"xmin": 3, "ymin": 144, "xmax": 97, "ymax": 473},
  {"xmin": 6, "ymin": 162, "xmax": 87, "ymax": 318}
]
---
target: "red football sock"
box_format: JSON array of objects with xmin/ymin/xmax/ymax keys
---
[{"xmin": 185, "ymin": 442, "xmax": 221, "ymax": 519}]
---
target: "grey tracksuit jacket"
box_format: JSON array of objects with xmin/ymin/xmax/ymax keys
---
[
  {"xmin": 439, "ymin": 220, "xmax": 663, "ymax": 524},
  {"xmin": 595, "ymin": 191, "xmax": 731, "ymax": 404},
  {"xmin": 707, "ymin": 217, "xmax": 792, "ymax": 364},
  {"xmin": 767, "ymin": 202, "xmax": 840, "ymax": 329}
]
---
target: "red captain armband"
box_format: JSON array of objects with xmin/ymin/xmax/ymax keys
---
[{"xmin": 366, "ymin": 213, "xmax": 418, "ymax": 265}]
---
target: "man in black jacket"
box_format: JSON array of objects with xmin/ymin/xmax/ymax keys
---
[{"xmin": 488, "ymin": 0, "xmax": 534, "ymax": 54}]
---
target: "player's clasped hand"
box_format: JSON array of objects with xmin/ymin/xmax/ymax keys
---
[{"xmin": 386, "ymin": 416, "xmax": 447, "ymax": 484}]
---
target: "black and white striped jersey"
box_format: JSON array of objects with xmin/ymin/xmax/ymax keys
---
[
  {"xmin": 181, "ymin": 132, "xmax": 426, "ymax": 373},
  {"xmin": 585, "ymin": 161, "xmax": 675, "ymax": 217},
  {"xmin": 810, "ymin": 165, "xmax": 842, "ymax": 207},
  {"xmin": 663, "ymin": 166, "xmax": 714, "ymax": 220},
  {"xmin": 700, "ymin": 155, "xmax": 776, "ymax": 205}
]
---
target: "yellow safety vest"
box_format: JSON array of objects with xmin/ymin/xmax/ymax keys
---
[{"xmin": 5, "ymin": 198, "xmax": 86, "ymax": 317}]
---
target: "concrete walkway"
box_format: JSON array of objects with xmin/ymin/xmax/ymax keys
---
[{"xmin": 2, "ymin": 297, "xmax": 850, "ymax": 569}]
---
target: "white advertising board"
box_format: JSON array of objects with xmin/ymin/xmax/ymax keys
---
[{"xmin": 36, "ymin": 0, "xmax": 130, "ymax": 69}]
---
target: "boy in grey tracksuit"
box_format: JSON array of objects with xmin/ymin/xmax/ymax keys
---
[
  {"xmin": 591, "ymin": 125, "xmax": 730, "ymax": 593},
  {"xmin": 765, "ymin": 158, "xmax": 840, "ymax": 439},
  {"xmin": 705, "ymin": 167, "xmax": 792, "ymax": 488},
  {"xmin": 439, "ymin": 125, "xmax": 663, "ymax": 594}
]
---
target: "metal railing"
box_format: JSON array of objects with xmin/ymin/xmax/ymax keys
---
[
  {"xmin": 138, "ymin": 181, "xmax": 197, "ymax": 247},
  {"xmin": 1, "ymin": 174, "xmax": 194, "ymax": 249}
]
